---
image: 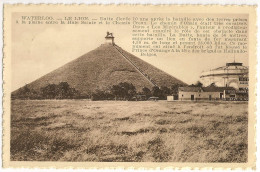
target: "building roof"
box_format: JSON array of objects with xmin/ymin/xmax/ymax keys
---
[
  {"xmin": 200, "ymin": 61, "xmax": 248, "ymax": 79},
  {"xmin": 179, "ymin": 85, "xmax": 235, "ymax": 93},
  {"xmin": 202, "ymin": 85, "xmax": 235, "ymax": 92},
  {"xmin": 226, "ymin": 62, "xmax": 242, "ymax": 66},
  {"xmin": 179, "ymin": 87, "xmax": 202, "ymax": 92},
  {"xmin": 212, "ymin": 62, "xmax": 248, "ymax": 71}
]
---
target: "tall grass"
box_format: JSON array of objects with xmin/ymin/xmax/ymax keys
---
[{"xmin": 11, "ymin": 100, "xmax": 248, "ymax": 162}]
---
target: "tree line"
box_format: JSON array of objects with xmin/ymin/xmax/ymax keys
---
[
  {"xmin": 90, "ymin": 82, "xmax": 185, "ymax": 101},
  {"xmin": 11, "ymin": 82, "xmax": 80, "ymax": 100},
  {"xmin": 12, "ymin": 81, "xmax": 188, "ymax": 100}
]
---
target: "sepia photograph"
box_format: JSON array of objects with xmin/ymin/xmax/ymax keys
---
[{"xmin": 2, "ymin": 4, "xmax": 257, "ymax": 169}]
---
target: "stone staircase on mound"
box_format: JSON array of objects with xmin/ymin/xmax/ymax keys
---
[{"xmin": 114, "ymin": 45, "xmax": 158, "ymax": 87}]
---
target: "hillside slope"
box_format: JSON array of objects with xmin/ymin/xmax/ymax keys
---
[
  {"xmin": 115, "ymin": 45, "xmax": 186, "ymax": 87},
  {"xmin": 13, "ymin": 44, "xmax": 186, "ymax": 95}
]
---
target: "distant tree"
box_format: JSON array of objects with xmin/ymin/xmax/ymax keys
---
[
  {"xmin": 120, "ymin": 82, "xmax": 136, "ymax": 100},
  {"xmin": 160, "ymin": 86, "xmax": 171, "ymax": 99},
  {"xmin": 56, "ymin": 82, "xmax": 70, "ymax": 98},
  {"xmin": 111, "ymin": 85, "xmax": 122, "ymax": 100},
  {"xmin": 68, "ymin": 87, "xmax": 80, "ymax": 99},
  {"xmin": 40, "ymin": 82, "xmax": 80, "ymax": 99},
  {"xmin": 92, "ymin": 89, "xmax": 103, "ymax": 101},
  {"xmin": 152, "ymin": 86, "xmax": 161, "ymax": 98},
  {"xmin": 91, "ymin": 89, "xmax": 114, "ymax": 101},
  {"xmin": 104, "ymin": 90, "xmax": 114, "ymax": 100},
  {"xmin": 13, "ymin": 84, "xmax": 40, "ymax": 99},
  {"xmin": 151, "ymin": 86, "xmax": 174, "ymax": 100},
  {"xmin": 13, "ymin": 82, "xmax": 81, "ymax": 100},
  {"xmin": 142, "ymin": 87, "xmax": 152, "ymax": 98},
  {"xmin": 40, "ymin": 84, "xmax": 57, "ymax": 99},
  {"xmin": 189, "ymin": 81, "xmax": 203, "ymax": 87},
  {"xmin": 170, "ymin": 83, "xmax": 184, "ymax": 94},
  {"xmin": 209, "ymin": 83, "xmax": 217, "ymax": 87},
  {"xmin": 194, "ymin": 81, "xmax": 203, "ymax": 87},
  {"xmin": 111, "ymin": 82, "xmax": 136, "ymax": 100}
]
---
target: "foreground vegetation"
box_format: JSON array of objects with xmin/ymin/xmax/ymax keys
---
[{"xmin": 11, "ymin": 100, "xmax": 248, "ymax": 162}]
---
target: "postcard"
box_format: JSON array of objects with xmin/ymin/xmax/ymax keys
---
[{"xmin": 2, "ymin": 4, "xmax": 257, "ymax": 169}]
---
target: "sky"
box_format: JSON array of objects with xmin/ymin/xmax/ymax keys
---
[{"xmin": 11, "ymin": 13, "xmax": 248, "ymax": 91}]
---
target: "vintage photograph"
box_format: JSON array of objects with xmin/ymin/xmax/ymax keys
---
[{"xmin": 3, "ymin": 5, "xmax": 257, "ymax": 169}]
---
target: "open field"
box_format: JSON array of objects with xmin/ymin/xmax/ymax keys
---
[{"xmin": 11, "ymin": 100, "xmax": 248, "ymax": 162}]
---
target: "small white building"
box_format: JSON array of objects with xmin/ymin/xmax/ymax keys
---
[
  {"xmin": 167, "ymin": 95, "xmax": 178, "ymax": 101},
  {"xmin": 167, "ymin": 96, "xmax": 174, "ymax": 101},
  {"xmin": 177, "ymin": 84, "xmax": 236, "ymax": 101}
]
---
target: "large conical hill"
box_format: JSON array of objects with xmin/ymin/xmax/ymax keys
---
[{"xmin": 13, "ymin": 43, "xmax": 186, "ymax": 95}]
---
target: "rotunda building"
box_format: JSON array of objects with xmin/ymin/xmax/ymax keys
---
[{"xmin": 200, "ymin": 62, "xmax": 248, "ymax": 90}]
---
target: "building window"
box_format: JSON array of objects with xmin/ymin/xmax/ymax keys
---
[
  {"xmin": 199, "ymin": 94, "xmax": 200, "ymax": 97},
  {"xmin": 182, "ymin": 94, "xmax": 183, "ymax": 97}
]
